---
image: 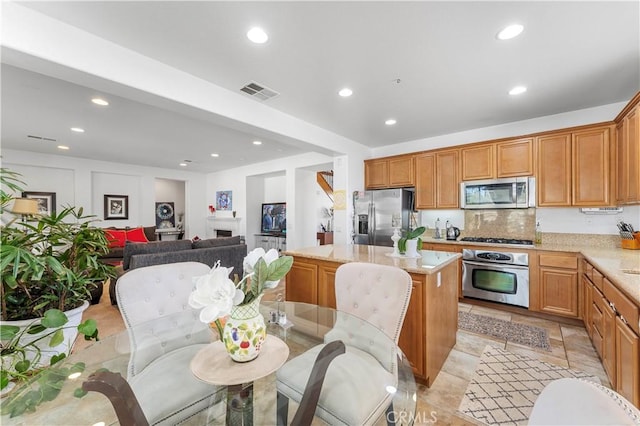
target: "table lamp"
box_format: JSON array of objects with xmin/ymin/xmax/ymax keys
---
[{"xmin": 11, "ymin": 198, "xmax": 39, "ymax": 221}]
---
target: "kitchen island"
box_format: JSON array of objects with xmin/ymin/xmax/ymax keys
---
[{"xmin": 283, "ymin": 244, "xmax": 461, "ymax": 386}]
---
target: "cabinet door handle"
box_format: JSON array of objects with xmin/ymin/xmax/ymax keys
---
[
  {"xmin": 620, "ymin": 315, "xmax": 628, "ymax": 325},
  {"xmin": 608, "ymin": 301, "xmax": 616, "ymax": 313}
]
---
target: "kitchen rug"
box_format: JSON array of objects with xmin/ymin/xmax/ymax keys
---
[
  {"xmin": 458, "ymin": 311, "xmax": 551, "ymax": 351},
  {"xmin": 457, "ymin": 345, "xmax": 600, "ymax": 426}
]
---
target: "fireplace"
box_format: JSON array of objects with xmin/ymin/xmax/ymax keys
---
[{"xmin": 206, "ymin": 216, "xmax": 241, "ymax": 239}]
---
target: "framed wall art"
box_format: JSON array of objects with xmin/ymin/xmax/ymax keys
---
[
  {"xmin": 216, "ymin": 190, "xmax": 232, "ymax": 211},
  {"xmin": 155, "ymin": 201, "xmax": 176, "ymax": 229},
  {"xmin": 22, "ymin": 191, "xmax": 56, "ymax": 216},
  {"xmin": 104, "ymin": 194, "xmax": 129, "ymax": 220}
]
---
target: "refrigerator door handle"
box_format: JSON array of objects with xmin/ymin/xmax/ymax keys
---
[{"xmin": 369, "ymin": 203, "xmax": 376, "ymax": 244}]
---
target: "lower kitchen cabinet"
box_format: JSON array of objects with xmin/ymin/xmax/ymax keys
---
[
  {"xmin": 536, "ymin": 252, "xmax": 579, "ymax": 318},
  {"xmin": 582, "ymin": 258, "xmax": 640, "ymax": 407},
  {"xmin": 398, "ymin": 279, "xmax": 424, "ymax": 377},
  {"xmin": 287, "ymin": 258, "xmax": 318, "ymax": 304},
  {"xmin": 616, "ymin": 316, "xmax": 640, "ymax": 407}
]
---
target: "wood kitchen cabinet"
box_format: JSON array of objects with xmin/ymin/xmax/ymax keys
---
[
  {"xmin": 364, "ymin": 154, "xmax": 414, "ymax": 189},
  {"xmin": 461, "ymin": 144, "xmax": 494, "ymax": 181},
  {"xmin": 537, "ymin": 124, "xmax": 614, "ymax": 207},
  {"xmin": 497, "ymin": 138, "xmax": 535, "ymax": 177},
  {"xmin": 398, "ymin": 279, "xmax": 424, "ymax": 377},
  {"xmin": 415, "ymin": 149, "xmax": 459, "ymax": 209},
  {"xmin": 572, "ymin": 126, "xmax": 613, "ymax": 206},
  {"xmin": 616, "ymin": 316, "xmax": 640, "ymax": 406},
  {"xmin": 616, "ymin": 96, "xmax": 640, "ymax": 205},
  {"xmin": 317, "ymin": 262, "xmax": 338, "ymax": 308},
  {"xmin": 537, "ymin": 132, "xmax": 572, "ymax": 206},
  {"xmin": 461, "ymin": 138, "xmax": 534, "ymax": 181},
  {"xmin": 536, "ymin": 252, "xmax": 579, "ymax": 318},
  {"xmin": 286, "ymin": 258, "xmax": 318, "ymax": 304},
  {"xmin": 425, "ymin": 242, "xmax": 462, "ymax": 298}
]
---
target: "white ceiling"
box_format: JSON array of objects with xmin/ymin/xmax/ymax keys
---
[{"xmin": 2, "ymin": 1, "xmax": 639, "ymax": 173}]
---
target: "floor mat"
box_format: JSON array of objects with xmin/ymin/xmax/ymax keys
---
[
  {"xmin": 458, "ymin": 311, "xmax": 551, "ymax": 351},
  {"xmin": 457, "ymin": 345, "xmax": 600, "ymax": 425}
]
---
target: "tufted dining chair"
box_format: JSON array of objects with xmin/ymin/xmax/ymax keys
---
[
  {"xmin": 528, "ymin": 378, "xmax": 640, "ymax": 425},
  {"xmin": 116, "ymin": 261, "xmax": 221, "ymax": 425},
  {"xmin": 276, "ymin": 262, "xmax": 413, "ymax": 425}
]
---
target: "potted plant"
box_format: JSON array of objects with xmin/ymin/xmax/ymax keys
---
[
  {"xmin": 398, "ymin": 226, "xmax": 426, "ymax": 257},
  {"xmin": 0, "ymin": 168, "xmax": 115, "ymax": 395}
]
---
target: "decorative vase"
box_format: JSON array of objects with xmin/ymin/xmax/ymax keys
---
[
  {"xmin": 405, "ymin": 239, "xmax": 419, "ymax": 258},
  {"xmin": 222, "ymin": 296, "xmax": 266, "ymax": 362}
]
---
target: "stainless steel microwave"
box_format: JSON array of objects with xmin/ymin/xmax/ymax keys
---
[{"xmin": 460, "ymin": 177, "xmax": 535, "ymax": 209}]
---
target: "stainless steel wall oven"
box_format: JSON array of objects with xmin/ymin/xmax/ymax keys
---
[{"xmin": 462, "ymin": 248, "xmax": 530, "ymax": 308}]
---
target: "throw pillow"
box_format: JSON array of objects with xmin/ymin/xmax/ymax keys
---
[
  {"xmin": 105, "ymin": 229, "xmax": 126, "ymax": 248},
  {"xmin": 126, "ymin": 227, "xmax": 149, "ymax": 243},
  {"xmin": 192, "ymin": 235, "xmax": 241, "ymax": 249}
]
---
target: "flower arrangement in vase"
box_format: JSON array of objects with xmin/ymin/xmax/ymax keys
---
[{"xmin": 188, "ymin": 248, "xmax": 293, "ymax": 362}]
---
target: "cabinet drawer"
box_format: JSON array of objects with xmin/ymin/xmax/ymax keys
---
[
  {"xmin": 592, "ymin": 268, "xmax": 604, "ymax": 292},
  {"xmin": 591, "ymin": 325, "xmax": 603, "ymax": 358},
  {"xmin": 604, "ymin": 278, "xmax": 640, "ymax": 335},
  {"xmin": 583, "ymin": 260, "xmax": 593, "ymax": 280},
  {"xmin": 539, "ymin": 254, "xmax": 577, "ymax": 269},
  {"xmin": 592, "ymin": 301, "xmax": 604, "ymax": 337}
]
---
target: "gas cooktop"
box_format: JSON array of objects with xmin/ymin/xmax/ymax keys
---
[{"xmin": 459, "ymin": 237, "xmax": 534, "ymax": 246}]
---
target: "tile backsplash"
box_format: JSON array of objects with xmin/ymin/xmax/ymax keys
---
[{"xmin": 463, "ymin": 208, "xmax": 536, "ymax": 239}]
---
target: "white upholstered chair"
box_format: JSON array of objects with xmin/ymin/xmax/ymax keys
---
[
  {"xmin": 528, "ymin": 378, "xmax": 640, "ymax": 425},
  {"xmin": 276, "ymin": 262, "xmax": 413, "ymax": 425},
  {"xmin": 116, "ymin": 261, "xmax": 220, "ymax": 425}
]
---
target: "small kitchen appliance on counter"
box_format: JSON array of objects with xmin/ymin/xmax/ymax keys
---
[{"xmin": 446, "ymin": 225, "xmax": 460, "ymax": 241}]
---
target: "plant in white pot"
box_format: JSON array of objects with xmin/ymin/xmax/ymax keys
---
[
  {"xmin": 398, "ymin": 226, "xmax": 426, "ymax": 258},
  {"xmin": 0, "ymin": 168, "xmax": 115, "ymax": 399}
]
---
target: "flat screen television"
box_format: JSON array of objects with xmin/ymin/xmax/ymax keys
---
[{"xmin": 261, "ymin": 202, "xmax": 286, "ymax": 234}]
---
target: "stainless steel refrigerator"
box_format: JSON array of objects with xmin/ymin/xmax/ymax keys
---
[{"xmin": 352, "ymin": 188, "xmax": 414, "ymax": 246}]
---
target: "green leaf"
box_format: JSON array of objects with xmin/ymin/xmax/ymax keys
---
[
  {"xmin": 50, "ymin": 353, "xmax": 67, "ymax": 366},
  {"xmin": 0, "ymin": 325, "xmax": 20, "ymax": 340},
  {"xmin": 1, "ymin": 371, "xmax": 8, "ymax": 390},
  {"xmin": 73, "ymin": 388, "xmax": 88, "ymax": 398},
  {"xmin": 15, "ymin": 360, "xmax": 31, "ymax": 373},
  {"xmin": 78, "ymin": 319, "xmax": 97, "ymax": 339},
  {"xmin": 26, "ymin": 324, "xmax": 46, "ymax": 335},
  {"xmin": 41, "ymin": 309, "xmax": 68, "ymax": 328},
  {"xmin": 406, "ymin": 226, "xmax": 426, "ymax": 239},
  {"xmin": 266, "ymin": 256, "xmax": 293, "ymax": 281},
  {"xmin": 48, "ymin": 329, "xmax": 64, "ymax": 348}
]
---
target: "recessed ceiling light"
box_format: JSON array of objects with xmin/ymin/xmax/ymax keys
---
[
  {"xmin": 385, "ymin": 119, "xmax": 397, "ymax": 126},
  {"xmin": 247, "ymin": 27, "xmax": 268, "ymax": 44},
  {"xmin": 497, "ymin": 24, "xmax": 524, "ymax": 40},
  {"xmin": 338, "ymin": 88, "xmax": 353, "ymax": 97},
  {"xmin": 179, "ymin": 163, "xmax": 187, "ymax": 167},
  {"xmin": 91, "ymin": 97, "xmax": 109, "ymax": 106},
  {"xmin": 211, "ymin": 153, "xmax": 220, "ymax": 157},
  {"xmin": 509, "ymin": 85, "xmax": 527, "ymax": 95},
  {"xmin": 57, "ymin": 145, "xmax": 69, "ymax": 150},
  {"xmin": 70, "ymin": 127, "xmax": 84, "ymax": 133},
  {"xmin": 253, "ymin": 140, "xmax": 262, "ymax": 145}
]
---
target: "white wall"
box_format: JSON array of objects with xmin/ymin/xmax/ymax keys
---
[
  {"xmin": 2, "ymin": 149, "xmax": 208, "ymax": 237},
  {"xmin": 536, "ymin": 206, "xmax": 640, "ymax": 235}
]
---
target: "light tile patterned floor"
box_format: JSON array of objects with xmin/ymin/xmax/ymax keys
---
[{"xmin": 80, "ymin": 286, "xmax": 608, "ymax": 425}]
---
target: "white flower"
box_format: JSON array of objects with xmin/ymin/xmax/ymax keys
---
[
  {"xmin": 188, "ymin": 264, "xmax": 244, "ymax": 324},
  {"xmin": 243, "ymin": 248, "xmax": 281, "ymax": 288}
]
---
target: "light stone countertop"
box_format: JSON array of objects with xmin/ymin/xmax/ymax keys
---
[
  {"xmin": 283, "ymin": 244, "xmax": 460, "ymax": 275},
  {"xmin": 421, "ymin": 236, "xmax": 640, "ymax": 306}
]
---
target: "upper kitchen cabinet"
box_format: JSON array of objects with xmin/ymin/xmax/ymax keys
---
[
  {"xmin": 572, "ymin": 125, "xmax": 613, "ymax": 206},
  {"xmin": 364, "ymin": 154, "xmax": 414, "ymax": 189},
  {"xmin": 537, "ymin": 124, "xmax": 614, "ymax": 207},
  {"xmin": 461, "ymin": 138, "xmax": 534, "ymax": 181},
  {"xmin": 497, "ymin": 138, "xmax": 535, "ymax": 177},
  {"xmin": 537, "ymin": 132, "xmax": 572, "ymax": 206},
  {"xmin": 615, "ymin": 93, "xmax": 640, "ymax": 205},
  {"xmin": 415, "ymin": 149, "xmax": 459, "ymax": 209},
  {"xmin": 461, "ymin": 144, "xmax": 494, "ymax": 180}
]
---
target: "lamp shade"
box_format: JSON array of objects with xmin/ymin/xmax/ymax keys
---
[{"xmin": 11, "ymin": 198, "xmax": 39, "ymax": 215}]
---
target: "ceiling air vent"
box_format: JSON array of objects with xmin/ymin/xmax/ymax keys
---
[
  {"xmin": 240, "ymin": 81, "xmax": 279, "ymax": 101},
  {"xmin": 27, "ymin": 134, "xmax": 57, "ymax": 142}
]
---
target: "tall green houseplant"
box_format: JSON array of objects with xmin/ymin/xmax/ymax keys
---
[{"xmin": 1, "ymin": 168, "xmax": 116, "ymax": 321}]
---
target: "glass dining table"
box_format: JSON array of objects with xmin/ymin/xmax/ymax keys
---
[{"xmin": 1, "ymin": 301, "xmax": 417, "ymax": 425}]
